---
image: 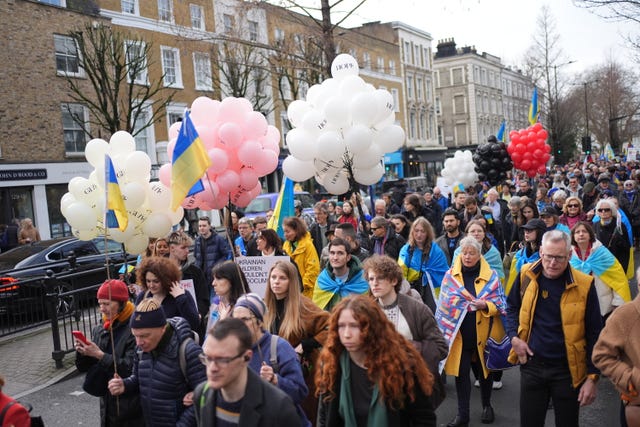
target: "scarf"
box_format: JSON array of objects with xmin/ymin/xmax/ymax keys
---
[
  {"xmin": 103, "ymin": 301, "xmax": 135, "ymax": 330},
  {"xmin": 313, "ymin": 268, "xmax": 369, "ymax": 310},
  {"xmin": 338, "ymin": 351, "xmax": 387, "ymax": 427}
]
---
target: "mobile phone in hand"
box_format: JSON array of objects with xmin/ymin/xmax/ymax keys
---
[{"xmin": 72, "ymin": 330, "xmax": 89, "ymax": 345}]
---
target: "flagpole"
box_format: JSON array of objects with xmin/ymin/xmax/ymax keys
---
[{"xmin": 225, "ymin": 197, "xmax": 236, "ymax": 262}]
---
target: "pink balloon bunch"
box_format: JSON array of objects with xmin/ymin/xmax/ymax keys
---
[
  {"xmin": 159, "ymin": 97, "xmax": 280, "ymax": 209},
  {"xmin": 507, "ymin": 123, "xmax": 551, "ymax": 178}
]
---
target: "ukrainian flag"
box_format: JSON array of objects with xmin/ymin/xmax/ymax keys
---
[
  {"xmin": 268, "ymin": 177, "xmax": 294, "ymax": 238},
  {"xmin": 170, "ymin": 110, "xmax": 211, "ymax": 210},
  {"xmin": 528, "ymin": 87, "xmax": 539, "ymax": 125},
  {"xmin": 496, "ymin": 120, "xmax": 506, "ymax": 143},
  {"xmin": 105, "ymin": 154, "xmax": 128, "ymax": 231}
]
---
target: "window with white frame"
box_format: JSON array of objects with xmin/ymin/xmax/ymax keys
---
[
  {"xmin": 121, "ymin": 0, "xmax": 138, "ymax": 14},
  {"xmin": 223, "ymin": 14, "xmax": 233, "ymax": 33},
  {"xmin": 280, "ymin": 76, "xmax": 292, "ymax": 100},
  {"xmin": 389, "ymin": 60, "xmax": 396, "ymax": 75},
  {"xmin": 423, "ymin": 48, "xmax": 429, "ymax": 69},
  {"xmin": 391, "ymin": 89, "xmax": 400, "ymax": 112},
  {"xmin": 132, "ymin": 104, "xmax": 153, "ymax": 153},
  {"xmin": 124, "ymin": 40, "xmax": 148, "ymax": 85},
  {"xmin": 158, "ymin": 0, "xmax": 173, "ymax": 23},
  {"xmin": 406, "ymin": 76, "xmax": 413, "ymax": 99},
  {"xmin": 419, "ymin": 111, "xmax": 426, "ymax": 139},
  {"xmin": 193, "ymin": 52, "xmax": 212, "ymax": 91},
  {"xmin": 362, "ymin": 52, "xmax": 371, "ymax": 69},
  {"xmin": 426, "ymin": 78, "xmax": 432, "ymax": 101},
  {"xmin": 61, "ymin": 103, "xmax": 89, "ymax": 154},
  {"xmin": 452, "ymin": 68, "xmax": 463, "ymax": 85},
  {"xmin": 409, "ymin": 110, "xmax": 416, "ymax": 139},
  {"xmin": 161, "ymin": 46, "xmax": 182, "ymax": 88},
  {"xmin": 165, "ymin": 103, "xmax": 187, "ymax": 135},
  {"xmin": 435, "ymin": 97, "xmax": 441, "ymax": 115},
  {"xmin": 248, "ymin": 20, "xmax": 258, "ymax": 42},
  {"xmin": 428, "ymin": 113, "xmax": 435, "ymax": 140},
  {"xmin": 274, "ymin": 28, "xmax": 284, "ymax": 44},
  {"xmin": 190, "ymin": 4, "xmax": 204, "ymax": 30},
  {"xmin": 377, "ymin": 57, "xmax": 384, "ymax": 73},
  {"xmin": 403, "ymin": 41, "xmax": 411, "ymax": 63},
  {"xmin": 54, "ymin": 34, "xmax": 83, "ymax": 77},
  {"xmin": 414, "ymin": 45, "xmax": 420, "ymax": 66},
  {"xmin": 416, "ymin": 77, "xmax": 423, "ymax": 101}
]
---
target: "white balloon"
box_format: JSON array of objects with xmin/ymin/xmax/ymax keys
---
[
  {"xmin": 60, "ymin": 192, "xmax": 76, "ymax": 217},
  {"xmin": 350, "ymin": 92, "xmax": 380, "ymax": 126},
  {"xmin": 147, "ymin": 182, "xmax": 172, "ymax": 212},
  {"xmin": 373, "ymin": 89, "xmax": 395, "ymax": 123},
  {"xmin": 323, "ymin": 95, "xmax": 351, "ymax": 130},
  {"xmin": 317, "ymin": 131, "xmax": 345, "ymax": 162},
  {"xmin": 125, "ymin": 151, "xmax": 152, "ymax": 183},
  {"xmin": 354, "ymin": 163, "xmax": 384, "ymax": 186},
  {"xmin": 285, "ymin": 128, "xmax": 317, "ymax": 161},
  {"xmin": 282, "ymin": 156, "xmax": 315, "ymax": 182},
  {"xmin": 331, "ymin": 54, "xmax": 359, "ymax": 80},
  {"xmin": 301, "ymin": 109, "xmax": 328, "ymax": 134},
  {"xmin": 339, "ymin": 75, "xmax": 366, "ymax": 98},
  {"xmin": 374, "ymin": 112, "xmax": 396, "ymax": 130},
  {"xmin": 322, "ymin": 169, "xmax": 350, "ymax": 195},
  {"xmin": 305, "ymin": 84, "xmax": 323, "ymax": 107},
  {"xmin": 142, "ymin": 212, "xmax": 172, "ymax": 238},
  {"xmin": 84, "ymin": 139, "xmax": 109, "ymax": 167},
  {"xmin": 122, "ymin": 182, "xmax": 147, "ymax": 209},
  {"xmin": 107, "ymin": 225, "xmax": 134, "ymax": 243},
  {"xmin": 344, "ymin": 125, "xmax": 373, "ymax": 154},
  {"xmin": 287, "ymin": 100, "xmax": 312, "ymax": 129},
  {"xmin": 168, "ymin": 206, "xmax": 184, "ymax": 225},
  {"xmin": 65, "ymin": 201, "xmax": 97, "ymax": 230},
  {"xmin": 373, "ymin": 125, "xmax": 405, "ymax": 153},
  {"xmin": 353, "ymin": 143, "xmax": 383, "ymax": 169},
  {"xmin": 125, "ymin": 233, "xmax": 150, "ymax": 255},
  {"xmin": 72, "ymin": 227, "xmax": 99, "ymax": 241},
  {"xmin": 69, "ymin": 177, "xmax": 101, "ymax": 204},
  {"xmin": 109, "ymin": 131, "xmax": 136, "ymax": 156}
]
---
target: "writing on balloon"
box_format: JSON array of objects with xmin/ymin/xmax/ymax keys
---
[
  {"xmin": 316, "ymin": 119, "xmax": 327, "ymax": 131},
  {"xmin": 83, "ymin": 184, "xmax": 98, "ymax": 194},
  {"xmin": 334, "ymin": 63, "xmax": 356, "ymax": 70}
]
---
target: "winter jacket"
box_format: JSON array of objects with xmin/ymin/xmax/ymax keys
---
[
  {"xmin": 76, "ymin": 312, "xmax": 143, "ymax": 427},
  {"xmin": 122, "ymin": 317, "xmax": 207, "ymax": 427},
  {"xmin": 309, "ymin": 220, "xmax": 337, "ymax": 259},
  {"xmin": 368, "ymin": 227, "xmax": 406, "ymax": 261},
  {"xmin": 194, "ymin": 229, "xmax": 232, "ymax": 285},
  {"xmin": 135, "ymin": 290, "xmax": 200, "ymax": 334},
  {"xmin": 193, "ymin": 368, "xmax": 300, "ymax": 426},
  {"xmin": 179, "ymin": 260, "xmax": 209, "ymax": 335},
  {"xmin": 283, "ymin": 232, "xmax": 320, "ymax": 298},
  {"xmin": 313, "ymin": 257, "xmax": 369, "ymax": 311}
]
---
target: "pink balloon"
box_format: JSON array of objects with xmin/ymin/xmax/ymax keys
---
[
  {"xmin": 190, "ymin": 97, "xmax": 220, "ymax": 126},
  {"xmin": 169, "ymin": 122, "xmax": 182, "ymax": 140},
  {"xmin": 238, "ymin": 140, "xmax": 263, "ymax": 167},
  {"xmin": 159, "ymin": 163, "xmax": 172, "ymax": 187},
  {"xmin": 216, "ymin": 170, "xmax": 240, "ymax": 193},
  {"xmin": 261, "ymin": 136, "xmax": 280, "ymax": 154},
  {"xmin": 196, "ymin": 180, "xmax": 219, "ymax": 207},
  {"xmin": 226, "ymin": 152, "xmax": 243, "ymax": 173},
  {"xmin": 239, "ymin": 167, "xmax": 259, "ymax": 190},
  {"xmin": 253, "ymin": 150, "xmax": 278, "ymax": 176},
  {"xmin": 167, "ymin": 138, "xmax": 177, "ymax": 160},
  {"xmin": 207, "ymin": 148, "xmax": 229, "ymax": 174},
  {"xmin": 218, "ymin": 97, "xmax": 246, "ymax": 125},
  {"xmin": 211, "ymin": 194, "xmax": 228, "ymax": 209},
  {"xmin": 249, "ymin": 182, "xmax": 263, "ymax": 198},
  {"xmin": 237, "ymin": 98, "xmax": 254, "ymax": 114},
  {"xmin": 196, "ymin": 125, "xmax": 218, "ymax": 149},
  {"xmin": 181, "ymin": 195, "xmax": 198, "ymax": 210},
  {"xmin": 218, "ymin": 123, "xmax": 243, "ymax": 149},
  {"xmin": 243, "ymin": 112, "xmax": 268, "ymax": 140},
  {"xmin": 265, "ymin": 125, "xmax": 281, "ymax": 145}
]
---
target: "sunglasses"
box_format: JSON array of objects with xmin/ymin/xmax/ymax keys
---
[
  {"xmin": 597, "ymin": 208, "xmax": 611, "ymax": 213},
  {"xmin": 567, "ymin": 204, "xmax": 580, "ymax": 208}
]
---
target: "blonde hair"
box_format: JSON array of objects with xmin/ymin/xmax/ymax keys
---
[{"xmin": 263, "ymin": 261, "xmax": 305, "ymax": 341}]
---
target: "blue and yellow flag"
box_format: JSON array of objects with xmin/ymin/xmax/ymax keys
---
[
  {"xmin": 105, "ymin": 154, "xmax": 128, "ymax": 231},
  {"xmin": 452, "ymin": 183, "xmax": 465, "ymax": 195},
  {"xmin": 528, "ymin": 87, "xmax": 539, "ymax": 125},
  {"xmin": 268, "ymin": 177, "xmax": 294, "ymax": 238},
  {"xmin": 496, "ymin": 120, "xmax": 506, "ymax": 143},
  {"xmin": 170, "ymin": 110, "xmax": 211, "ymax": 210}
]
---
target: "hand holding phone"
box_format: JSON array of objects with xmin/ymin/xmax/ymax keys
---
[{"xmin": 72, "ymin": 330, "xmax": 89, "ymax": 345}]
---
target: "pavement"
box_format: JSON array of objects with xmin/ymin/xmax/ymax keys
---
[{"xmin": 0, "ymin": 325, "xmax": 77, "ymax": 399}]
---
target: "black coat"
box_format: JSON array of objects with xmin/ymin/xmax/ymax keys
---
[{"xmin": 594, "ymin": 220, "xmax": 631, "ymax": 270}]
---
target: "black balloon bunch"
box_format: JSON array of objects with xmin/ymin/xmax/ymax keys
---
[{"xmin": 472, "ymin": 135, "xmax": 513, "ymax": 185}]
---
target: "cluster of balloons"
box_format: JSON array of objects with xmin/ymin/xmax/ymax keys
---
[
  {"xmin": 159, "ymin": 96, "xmax": 281, "ymax": 209},
  {"xmin": 440, "ymin": 150, "xmax": 478, "ymax": 188},
  {"xmin": 472, "ymin": 136, "xmax": 513, "ymax": 185},
  {"xmin": 282, "ymin": 54, "xmax": 405, "ymax": 194},
  {"xmin": 61, "ymin": 132, "xmax": 181, "ymax": 254},
  {"xmin": 507, "ymin": 123, "xmax": 551, "ymax": 178}
]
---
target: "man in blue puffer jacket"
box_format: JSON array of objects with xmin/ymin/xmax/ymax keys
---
[{"xmin": 108, "ymin": 299, "xmax": 206, "ymax": 427}]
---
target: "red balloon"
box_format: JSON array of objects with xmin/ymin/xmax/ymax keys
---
[
  {"xmin": 536, "ymin": 139, "xmax": 546, "ymax": 148},
  {"xmin": 511, "ymin": 152, "xmax": 523, "ymax": 165},
  {"xmin": 512, "ymin": 135, "xmax": 521, "ymax": 144},
  {"xmin": 515, "ymin": 143, "xmax": 527, "ymax": 154},
  {"xmin": 537, "ymin": 165, "xmax": 547, "ymax": 175},
  {"xmin": 542, "ymin": 153, "xmax": 551, "ymax": 162},
  {"xmin": 507, "ymin": 143, "xmax": 515, "ymax": 154},
  {"xmin": 527, "ymin": 132, "xmax": 536, "ymax": 141},
  {"xmin": 543, "ymin": 144, "xmax": 551, "ymax": 153},
  {"xmin": 509, "ymin": 130, "xmax": 519, "ymax": 139},
  {"xmin": 533, "ymin": 149, "xmax": 544, "ymax": 159},
  {"xmin": 537, "ymin": 129, "xmax": 548, "ymax": 140},
  {"xmin": 526, "ymin": 169, "xmax": 537, "ymax": 178},
  {"xmin": 532, "ymin": 123, "xmax": 543, "ymax": 132},
  {"xmin": 527, "ymin": 142, "xmax": 537, "ymax": 151},
  {"xmin": 523, "ymin": 151, "xmax": 533, "ymax": 160},
  {"xmin": 521, "ymin": 159, "xmax": 532, "ymax": 170}
]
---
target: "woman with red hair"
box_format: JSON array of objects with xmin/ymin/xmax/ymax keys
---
[{"xmin": 315, "ymin": 295, "xmax": 436, "ymax": 426}]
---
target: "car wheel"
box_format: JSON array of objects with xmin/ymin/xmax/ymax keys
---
[{"xmin": 53, "ymin": 283, "xmax": 75, "ymax": 318}]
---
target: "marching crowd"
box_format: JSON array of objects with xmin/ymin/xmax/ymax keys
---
[{"xmin": 5, "ymin": 160, "xmax": 640, "ymax": 426}]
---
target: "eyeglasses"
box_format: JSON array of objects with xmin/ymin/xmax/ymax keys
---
[
  {"xmin": 542, "ymin": 254, "xmax": 568, "ymax": 263},
  {"xmin": 597, "ymin": 208, "xmax": 611, "ymax": 213},
  {"xmin": 198, "ymin": 351, "xmax": 246, "ymax": 367},
  {"xmin": 567, "ymin": 204, "xmax": 580, "ymax": 208}
]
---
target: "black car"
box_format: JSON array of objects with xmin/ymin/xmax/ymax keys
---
[{"xmin": 0, "ymin": 237, "xmax": 136, "ymax": 319}]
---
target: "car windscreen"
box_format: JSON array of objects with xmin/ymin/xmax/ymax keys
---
[{"xmin": 244, "ymin": 197, "xmax": 272, "ymax": 213}]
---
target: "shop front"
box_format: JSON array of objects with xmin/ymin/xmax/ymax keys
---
[
  {"xmin": 383, "ymin": 150, "xmax": 404, "ymax": 180},
  {"xmin": 404, "ymin": 148, "xmax": 446, "ymax": 186}
]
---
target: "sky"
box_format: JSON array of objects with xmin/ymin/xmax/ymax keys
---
[{"xmin": 340, "ymin": 0, "xmax": 637, "ymax": 75}]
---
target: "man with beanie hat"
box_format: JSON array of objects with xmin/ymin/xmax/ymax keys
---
[
  {"xmin": 232, "ymin": 294, "xmax": 311, "ymax": 426},
  {"xmin": 108, "ymin": 299, "xmax": 207, "ymax": 427},
  {"xmin": 75, "ymin": 279, "xmax": 143, "ymax": 426}
]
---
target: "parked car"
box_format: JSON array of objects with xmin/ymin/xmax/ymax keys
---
[
  {"xmin": 0, "ymin": 237, "xmax": 137, "ymax": 319},
  {"xmin": 242, "ymin": 191, "xmax": 316, "ymax": 220}
]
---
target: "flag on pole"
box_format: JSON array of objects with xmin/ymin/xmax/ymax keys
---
[
  {"xmin": 604, "ymin": 143, "xmax": 615, "ymax": 161},
  {"xmin": 105, "ymin": 154, "xmax": 128, "ymax": 231},
  {"xmin": 528, "ymin": 87, "xmax": 539, "ymax": 125},
  {"xmin": 268, "ymin": 177, "xmax": 294, "ymax": 238},
  {"xmin": 170, "ymin": 110, "xmax": 211, "ymax": 210},
  {"xmin": 496, "ymin": 120, "xmax": 506, "ymax": 143},
  {"xmin": 452, "ymin": 183, "xmax": 465, "ymax": 195}
]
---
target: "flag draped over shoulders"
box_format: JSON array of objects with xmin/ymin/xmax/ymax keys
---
[
  {"xmin": 505, "ymin": 247, "xmax": 540, "ymax": 297},
  {"xmin": 313, "ymin": 269, "xmax": 368, "ymax": 310},
  {"xmin": 398, "ymin": 243, "xmax": 449, "ymax": 300}
]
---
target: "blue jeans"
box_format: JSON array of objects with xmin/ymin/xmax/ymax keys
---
[{"xmin": 520, "ymin": 356, "xmax": 579, "ymax": 427}]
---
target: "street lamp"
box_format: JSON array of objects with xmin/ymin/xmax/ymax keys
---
[
  {"xmin": 551, "ymin": 60, "xmax": 575, "ymax": 157},
  {"xmin": 576, "ymin": 79, "xmax": 600, "ymax": 155}
]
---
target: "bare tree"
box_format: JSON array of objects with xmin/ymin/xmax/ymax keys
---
[{"xmin": 62, "ymin": 23, "xmax": 175, "ymax": 139}]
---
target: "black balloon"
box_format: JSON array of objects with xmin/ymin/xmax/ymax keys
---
[{"xmin": 473, "ymin": 135, "xmax": 514, "ymax": 186}]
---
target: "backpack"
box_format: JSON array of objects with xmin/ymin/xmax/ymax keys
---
[
  {"xmin": 178, "ymin": 330, "xmax": 200, "ymax": 388},
  {"xmin": 0, "ymin": 400, "xmax": 45, "ymax": 427},
  {"xmin": 268, "ymin": 334, "xmax": 279, "ymax": 374}
]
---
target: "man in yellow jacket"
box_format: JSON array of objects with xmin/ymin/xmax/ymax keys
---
[{"xmin": 506, "ymin": 230, "xmax": 603, "ymax": 427}]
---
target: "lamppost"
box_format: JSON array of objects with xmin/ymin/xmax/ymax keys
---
[
  {"xmin": 580, "ymin": 79, "xmax": 600, "ymax": 152},
  {"xmin": 550, "ymin": 60, "xmax": 575, "ymax": 158}
]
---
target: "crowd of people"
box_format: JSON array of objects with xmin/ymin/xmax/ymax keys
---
[{"xmin": 47, "ymin": 159, "xmax": 640, "ymax": 426}]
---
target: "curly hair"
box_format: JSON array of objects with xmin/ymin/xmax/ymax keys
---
[
  {"xmin": 136, "ymin": 256, "xmax": 181, "ymax": 294},
  {"xmin": 362, "ymin": 255, "xmax": 403, "ymax": 293},
  {"xmin": 315, "ymin": 295, "xmax": 433, "ymax": 410}
]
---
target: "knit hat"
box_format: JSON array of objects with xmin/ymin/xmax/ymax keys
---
[
  {"xmin": 97, "ymin": 279, "xmax": 130, "ymax": 302},
  {"xmin": 130, "ymin": 299, "xmax": 167, "ymax": 329},
  {"xmin": 234, "ymin": 293, "xmax": 267, "ymax": 322}
]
